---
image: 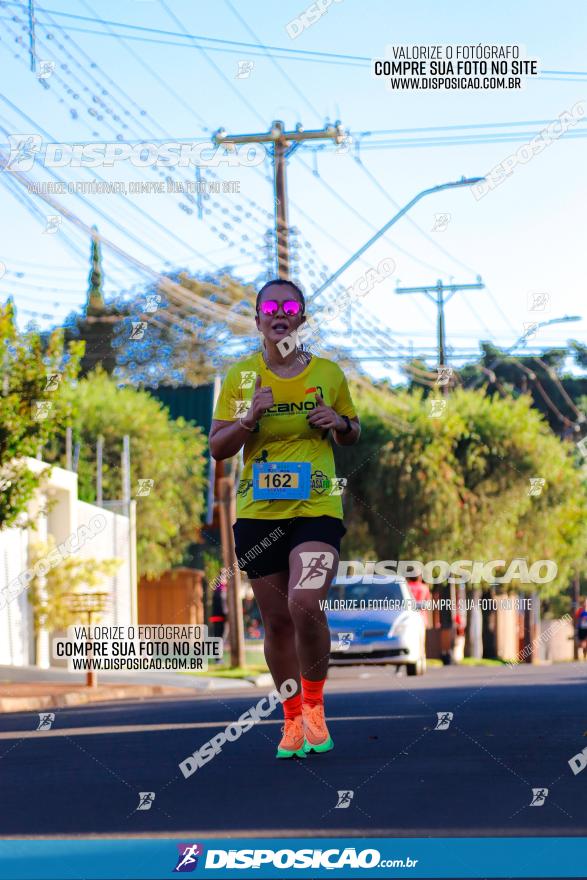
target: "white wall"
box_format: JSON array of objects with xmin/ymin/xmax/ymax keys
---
[
  {"xmin": 76, "ymin": 500, "xmax": 132, "ymax": 627},
  {"xmin": 0, "ymin": 459, "xmax": 135, "ymax": 668},
  {"xmin": 0, "ymin": 525, "xmax": 31, "ymax": 665}
]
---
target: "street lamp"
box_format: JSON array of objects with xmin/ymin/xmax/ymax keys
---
[
  {"xmin": 467, "ymin": 315, "xmax": 582, "ymax": 391},
  {"xmin": 517, "ymin": 315, "xmax": 581, "ymax": 348},
  {"xmin": 308, "ymin": 176, "xmax": 486, "ymax": 304}
]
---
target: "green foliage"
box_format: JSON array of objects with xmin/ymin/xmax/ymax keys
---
[
  {"xmin": 456, "ymin": 342, "xmax": 587, "ymax": 436},
  {"xmin": 0, "ymin": 301, "xmax": 83, "ymax": 529},
  {"xmin": 27, "ymin": 535, "xmax": 121, "ymax": 636},
  {"xmin": 336, "ymin": 383, "xmax": 587, "ymax": 597},
  {"xmin": 44, "ymin": 369, "xmax": 208, "ymax": 578},
  {"xmin": 112, "ymin": 272, "xmax": 258, "ymax": 386}
]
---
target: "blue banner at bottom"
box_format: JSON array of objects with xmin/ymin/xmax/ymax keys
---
[{"xmin": 0, "ymin": 837, "xmax": 584, "ymax": 879}]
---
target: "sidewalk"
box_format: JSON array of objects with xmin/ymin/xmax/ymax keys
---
[{"xmin": 0, "ymin": 664, "xmax": 255, "ymax": 714}]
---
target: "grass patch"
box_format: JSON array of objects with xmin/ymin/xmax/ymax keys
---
[
  {"xmin": 458, "ymin": 657, "xmax": 508, "ymax": 667},
  {"xmin": 183, "ymin": 663, "xmax": 269, "ymax": 680}
]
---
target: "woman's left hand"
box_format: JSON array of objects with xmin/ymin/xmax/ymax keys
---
[{"xmin": 306, "ymin": 393, "xmax": 346, "ymax": 431}]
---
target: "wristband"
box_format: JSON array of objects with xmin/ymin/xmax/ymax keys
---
[
  {"xmin": 239, "ymin": 417, "xmax": 256, "ymax": 432},
  {"xmin": 338, "ymin": 415, "xmax": 352, "ymax": 435}
]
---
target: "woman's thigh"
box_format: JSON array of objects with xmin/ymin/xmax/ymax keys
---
[
  {"xmin": 249, "ymin": 570, "xmax": 290, "ymax": 623},
  {"xmin": 288, "ymin": 541, "xmax": 339, "ymax": 608}
]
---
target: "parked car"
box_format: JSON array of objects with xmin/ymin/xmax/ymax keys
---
[{"xmin": 326, "ymin": 576, "xmax": 427, "ymax": 675}]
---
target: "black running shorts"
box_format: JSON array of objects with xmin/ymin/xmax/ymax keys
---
[{"xmin": 232, "ymin": 516, "xmax": 346, "ymax": 578}]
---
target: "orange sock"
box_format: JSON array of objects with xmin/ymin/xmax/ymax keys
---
[
  {"xmin": 301, "ymin": 676, "xmax": 326, "ymax": 707},
  {"xmin": 283, "ymin": 692, "xmax": 302, "ymax": 720}
]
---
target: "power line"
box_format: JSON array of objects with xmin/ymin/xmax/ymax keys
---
[
  {"xmin": 158, "ymin": 0, "xmax": 265, "ymax": 127},
  {"xmin": 294, "ymin": 152, "xmax": 457, "ymax": 318},
  {"xmin": 0, "ymin": 7, "xmax": 316, "ymax": 296},
  {"xmin": 1, "ymin": 5, "xmax": 584, "ymax": 82},
  {"xmin": 0, "ymin": 6, "xmax": 373, "ymax": 64},
  {"xmin": 323, "ymin": 130, "xmax": 587, "ymax": 152},
  {"xmin": 395, "ymin": 278, "xmax": 485, "ymax": 372},
  {"xmin": 1, "ymin": 153, "xmax": 260, "ymax": 333},
  {"xmin": 2, "ymin": 9, "xmax": 277, "ymax": 271},
  {"xmin": 223, "ymin": 0, "xmax": 323, "ymax": 123},
  {"xmin": 351, "ymin": 154, "xmax": 481, "ymax": 278}
]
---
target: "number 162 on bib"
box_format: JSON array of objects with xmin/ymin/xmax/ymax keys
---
[{"xmin": 252, "ymin": 461, "xmax": 311, "ymax": 500}]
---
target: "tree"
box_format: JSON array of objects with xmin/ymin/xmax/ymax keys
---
[
  {"xmin": 111, "ymin": 271, "xmax": 258, "ymax": 386},
  {"xmin": 454, "ymin": 343, "xmax": 587, "ymax": 438},
  {"xmin": 87, "ymin": 224, "xmax": 105, "ymax": 315},
  {"xmin": 62, "ymin": 226, "xmax": 127, "ymax": 377},
  {"xmin": 336, "ymin": 383, "xmax": 587, "ymax": 597},
  {"xmin": 0, "ymin": 300, "xmax": 83, "ymax": 529},
  {"xmin": 43, "ymin": 369, "xmax": 209, "ymax": 578}
]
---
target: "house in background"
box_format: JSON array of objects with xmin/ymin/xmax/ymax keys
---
[{"xmin": 0, "ymin": 457, "xmax": 136, "ymax": 669}]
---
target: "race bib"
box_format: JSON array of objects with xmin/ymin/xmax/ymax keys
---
[{"xmin": 252, "ymin": 461, "xmax": 311, "ymax": 501}]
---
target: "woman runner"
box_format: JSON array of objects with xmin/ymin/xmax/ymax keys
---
[{"xmin": 209, "ymin": 279, "xmax": 360, "ymax": 758}]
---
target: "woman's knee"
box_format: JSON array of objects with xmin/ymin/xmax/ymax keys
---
[
  {"xmin": 263, "ymin": 611, "xmax": 294, "ymax": 639},
  {"xmin": 287, "ymin": 594, "xmax": 327, "ymax": 630}
]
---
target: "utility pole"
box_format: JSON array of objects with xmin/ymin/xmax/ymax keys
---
[
  {"xmin": 213, "ymin": 120, "xmax": 345, "ymax": 278},
  {"xmin": 217, "ymin": 474, "xmax": 245, "ymax": 668},
  {"xmin": 395, "ymin": 275, "xmax": 484, "ymax": 664},
  {"xmin": 572, "ymin": 571, "xmax": 580, "ymax": 661},
  {"xmin": 395, "ymin": 277, "xmax": 485, "ymax": 389},
  {"xmin": 210, "ymin": 119, "xmax": 345, "ymax": 668},
  {"xmin": 28, "ymin": 0, "xmax": 36, "ymax": 72}
]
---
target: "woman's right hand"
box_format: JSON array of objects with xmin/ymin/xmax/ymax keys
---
[{"xmin": 242, "ymin": 373, "xmax": 274, "ymax": 427}]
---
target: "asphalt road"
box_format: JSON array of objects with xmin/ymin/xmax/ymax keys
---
[{"xmin": 0, "ymin": 663, "xmax": 585, "ymax": 839}]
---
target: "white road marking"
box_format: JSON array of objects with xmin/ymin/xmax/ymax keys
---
[{"xmin": 0, "ymin": 714, "xmax": 428, "ymax": 740}]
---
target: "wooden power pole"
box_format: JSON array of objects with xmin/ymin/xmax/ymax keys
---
[
  {"xmin": 396, "ymin": 278, "xmax": 485, "ymax": 391},
  {"xmin": 217, "ymin": 475, "xmax": 245, "ymax": 668},
  {"xmin": 213, "ymin": 120, "xmax": 345, "ymax": 278},
  {"xmin": 210, "ymin": 119, "xmax": 346, "ymax": 667}
]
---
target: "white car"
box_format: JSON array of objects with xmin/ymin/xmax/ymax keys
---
[{"xmin": 326, "ymin": 576, "xmax": 427, "ymax": 675}]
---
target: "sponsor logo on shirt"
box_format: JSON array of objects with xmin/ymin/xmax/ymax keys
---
[
  {"xmin": 264, "ymin": 399, "xmax": 321, "ymax": 416},
  {"xmin": 311, "ymin": 469, "xmax": 332, "ymax": 494},
  {"xmin": 261, "ymin": 386, "xmax": 326, "ymax": 417}
]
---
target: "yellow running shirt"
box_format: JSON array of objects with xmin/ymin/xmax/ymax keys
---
[{"xmin": 213, "ymin": 351, "xmax": 357, "ymax": 520}]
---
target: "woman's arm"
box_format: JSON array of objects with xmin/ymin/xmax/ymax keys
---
[
  {"xmin": 306, "ymin": 393, "xmax": 361, "ymax": 446},
  {"xmin": 209, "ymin": 373, "xmax": 275, "ymax": 460},
  {"xmin": 332, "ymin": 415, "xmax": 361, "ymax": 446},
  {"xmin": 209, "ymin": 417, "xmax": 256, "ymax": 461}
]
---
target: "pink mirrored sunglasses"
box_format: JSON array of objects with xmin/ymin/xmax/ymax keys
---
[{"xmin": 258, "ymin": 299, "xmax": 303, "ymax": 317}]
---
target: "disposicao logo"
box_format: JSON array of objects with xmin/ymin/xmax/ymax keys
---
[{"xmin": 174, "ymin": 843, "xmax": 203, "ymax": 872}]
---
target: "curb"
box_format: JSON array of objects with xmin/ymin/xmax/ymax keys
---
[
  {"xmin": 245, "ymin": 673, "xmax": 274, "ymax": 688},
  {"xmin": 0, "ymin": 685, "xmax": 202, "ymax": 714}
]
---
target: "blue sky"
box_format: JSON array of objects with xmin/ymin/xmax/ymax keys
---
[{"xmin": 0, "ymin": 0, "xmax": 585, "ymax": 380}]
